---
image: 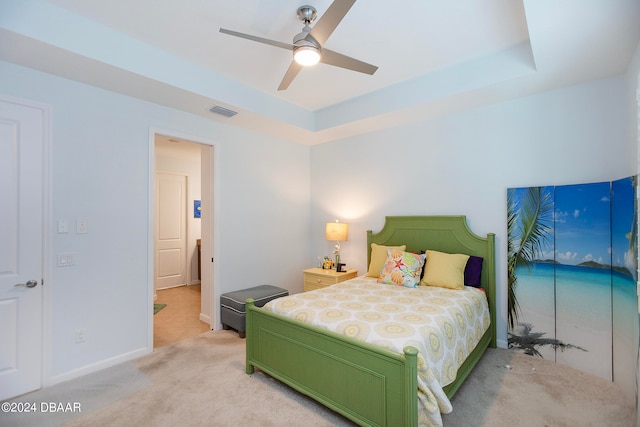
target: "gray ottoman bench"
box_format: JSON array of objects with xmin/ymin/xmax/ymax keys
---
[{"xmin": 220, "ymin": 285, "xmax": 288, "ymax": 338}]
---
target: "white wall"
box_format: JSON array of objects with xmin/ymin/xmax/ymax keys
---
[
  {"xmin": 0, "ymin": 60, "xmax": 311, "ymax": 383},
  {"xmin": 310, "ymin": 75, "xmax": 630, "ymax": 348},
  {"xmin": 626, "ymin": 40, "xmax": 640, "ymax": 172}
]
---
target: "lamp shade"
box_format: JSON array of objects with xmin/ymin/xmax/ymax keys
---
[{"xmin": 326, "ymin": 222, "xmax": 348, "ymax": 242}]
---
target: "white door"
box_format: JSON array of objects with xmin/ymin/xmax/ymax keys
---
[
  {"xmin": 155, "ymin": 173, "xmax": 187, "ymax": 290},
  {"xmin": 0, "ymin": 97, "xmax": 45, "ymax": 400}
]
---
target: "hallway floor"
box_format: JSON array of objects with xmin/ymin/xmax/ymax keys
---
[{"xmin": 154, "ymin": 284, "xmax": 210, "ymax": 348}]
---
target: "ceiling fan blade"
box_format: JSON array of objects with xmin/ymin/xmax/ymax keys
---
[
  {"xmin": 278, "ymin": 61, "xmax": 303, "ymax": 91},
  {"xmin": 320, "ymin": 49, "xmax": 378, "ymax": 75},
  {"xmin": 308, "ymin": 0, "xmax": 356, "ymax": 46},
  {"xmin": 219, "ymin": 28, "xmax": 293, "ymax": 51}
]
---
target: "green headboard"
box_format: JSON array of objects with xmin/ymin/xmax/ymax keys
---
[{"xmin": 367, "ymin": 215, "xmax": 496, "ymax": 346}]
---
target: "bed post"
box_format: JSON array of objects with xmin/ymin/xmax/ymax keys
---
[
  {"xmin": 485, "ymin": 233, "xmax": 497, "ymax": 348},
  {"xmin": 403, "ymin": 346, "xmax": 419, "ymax": 426}
]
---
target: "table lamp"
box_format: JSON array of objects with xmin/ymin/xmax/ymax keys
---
[{"xmin": 326, "ymin": 221, "xmax": 348, "ymax": 267}]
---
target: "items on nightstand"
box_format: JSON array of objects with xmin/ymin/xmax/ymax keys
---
[{"xmin": 322, "ymin": 256, "xmax": 334, "ymax": 270}]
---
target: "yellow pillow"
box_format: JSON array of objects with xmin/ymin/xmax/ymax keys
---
[
  {"xmin": 420, "ymin": 250, "xmax": 470, "ymax": 289},
  {"xmin": 367, "ymin": 243, "xmax": 406, "ymax": 277}
]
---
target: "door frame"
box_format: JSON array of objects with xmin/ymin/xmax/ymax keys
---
[
  {"xmin": 147, "ymin": 128, "xmax": 217, "ymax": 350},
  {"xmin": 0, "ymin": 94, "xmax": 53, "ymax": 390}
]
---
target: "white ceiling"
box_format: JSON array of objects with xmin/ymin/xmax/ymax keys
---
[{"xmin": 1, "ymin": 0, "xmax": 639, "ymax": 144}]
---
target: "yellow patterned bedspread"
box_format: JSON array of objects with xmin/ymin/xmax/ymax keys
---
[{"xmin": 262, "ymin": 276, "xmax": 490, "ymax": 427}]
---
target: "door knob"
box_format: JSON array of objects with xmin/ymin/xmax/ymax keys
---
[{"xmin": 15, "ymin": 280, "xmax": 38, "ymax": 288}]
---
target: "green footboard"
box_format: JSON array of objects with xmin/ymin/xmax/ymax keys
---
[{"xmin": 245, "ymin": 299, "xmax": 418, "ymax": 426}]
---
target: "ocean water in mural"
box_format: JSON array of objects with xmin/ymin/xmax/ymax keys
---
[{"xmin": 507, "ymin": 176, "xmax": 638, "ymax": 397}]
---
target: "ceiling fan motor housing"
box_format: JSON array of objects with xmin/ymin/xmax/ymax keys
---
[
  {"xmin": 297, "ymin": 5, "xmax": 318, "ymax": 24},
  {"xmin": 293, "ymin": 27, "xmax": 320, "ymax": 49}
]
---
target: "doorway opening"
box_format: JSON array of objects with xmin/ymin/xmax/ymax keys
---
[{"xmin": 152, "ymin": 134, "xmax": 213, "ymax": 348}]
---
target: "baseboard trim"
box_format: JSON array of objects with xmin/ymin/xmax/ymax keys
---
[
  {"xmin": 199, "ymin": 312, "xmax": 211, "ymax": 327},
  {"xmin": 47, "ymin": 346, "xmax": 151, "ymax": 386}
]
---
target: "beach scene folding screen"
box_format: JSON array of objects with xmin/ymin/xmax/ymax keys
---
[{"xmin": 507, "ymin": 176, "xmax": 638, "ymax": 398}]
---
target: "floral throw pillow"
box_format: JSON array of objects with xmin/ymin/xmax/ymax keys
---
[{"xmin": 377, "ymin": 249, "xmax": 426, "ymax": 288}]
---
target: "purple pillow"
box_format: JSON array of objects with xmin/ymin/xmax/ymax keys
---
[{"xmin": 464, "ymin": 256, "xmax": 483, "ymax": 287}]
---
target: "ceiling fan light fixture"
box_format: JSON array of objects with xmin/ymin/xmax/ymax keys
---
[{"xmin": 294, "ymin": 45, "xmax": 321, "ymax": 66}]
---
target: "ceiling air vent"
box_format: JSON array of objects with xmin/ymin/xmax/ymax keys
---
[{"xmin": 208, "ymin": 105, "xmax": 238, "ymax": 118}]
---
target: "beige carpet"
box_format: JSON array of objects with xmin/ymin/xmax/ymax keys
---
[
  {"xmin": 442, "ymin": 347, "xmax": 635, "ymax": 427},
  {"xmin": 45, "ymin": 330, "xmax": 636, "ymax": 426}
]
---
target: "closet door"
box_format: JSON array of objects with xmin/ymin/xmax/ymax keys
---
[
  {"xmin": 0, "ymin": 97, "xmax": 45, "ymax": 399},
  {"xmin": 155, "ymin": 172, "xmax": 187, "ymax": 290}
]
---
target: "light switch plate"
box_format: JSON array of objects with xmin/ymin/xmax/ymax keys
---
[
  {"xmin": 57, "ymin": 253, "xmax": 75, "ymax": 267},
  {"xmin": 57, "ymin": 220, "xmax": 68, "ymax": 233}
]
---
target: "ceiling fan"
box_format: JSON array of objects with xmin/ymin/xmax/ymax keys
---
[{"xmin": 219, "ymin": 0, "xmax": 378, "ymax": 91}]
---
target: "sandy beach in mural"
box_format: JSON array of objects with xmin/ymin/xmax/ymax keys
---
[
  {"xmin": 514, "ymin": 264, "xmax": 637, "ymax": 394},
  {"xmin": 516, "ymin": 305, "xmax": 612, "ymax": 379},
  {"xmin": 516, "ymin": 304, "xmax": 636, "ymax": 398}
]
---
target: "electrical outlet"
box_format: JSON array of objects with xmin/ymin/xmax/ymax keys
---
[
  {"xmin": 76, "ymin": 219, "xmax": 88, "ymax": 234},
  {"xmin": 75, "ymin": 329, "xmax": 87, "ymax": 343}
]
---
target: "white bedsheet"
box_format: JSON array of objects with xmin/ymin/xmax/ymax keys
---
[{"xmin": 262, "ymin": 276, "xmax": 490, "ymax": 427}]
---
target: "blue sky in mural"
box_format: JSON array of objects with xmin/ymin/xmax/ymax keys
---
[
  {"xmin": 553, "ymin": 181, "xmax": 611, "ymax": 266},
  {"xmin": 533, "ymin": 177, "xmax": 635, "ymax": 269}
]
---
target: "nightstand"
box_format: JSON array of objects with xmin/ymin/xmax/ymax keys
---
[{"xmin": 303, "ymin": 268, "xmax": 358, "ymax": 292}]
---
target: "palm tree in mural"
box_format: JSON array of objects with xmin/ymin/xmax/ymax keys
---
[
  {"xmin": 507, "ymin": 186, "xmax": 553, "ymax": 329},
  {"xmin": 508, "ymin": 323, "xmax": 586, "ymax": 356}
]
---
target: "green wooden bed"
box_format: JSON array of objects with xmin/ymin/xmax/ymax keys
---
[{"xmin": 245, "ymin": 216, "xmax": 496, "ymax": 426}]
